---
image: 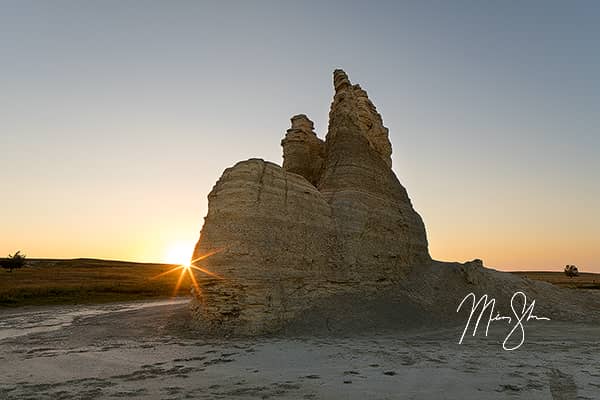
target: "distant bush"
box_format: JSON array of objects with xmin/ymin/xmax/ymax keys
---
[
  {"xmin": 564, "ymin": 264, "xmax": 579, "ymax": 277},
  {"xmin": 1, "ymin": 251, "xmax": 27, "ymax": 272}
]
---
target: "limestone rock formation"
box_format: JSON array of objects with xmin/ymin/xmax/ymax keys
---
[
  {"xmin": 190, "ymin": 69, "xmax": 430, "ymax": 334},
  {"xmin": 189, "ymin": 70, "xmax": 600, "ymax": 335}
]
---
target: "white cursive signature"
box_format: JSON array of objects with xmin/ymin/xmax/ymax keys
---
[{"xmin": 456, "ymin": 291, "xmax": 550, "ymax": 351}]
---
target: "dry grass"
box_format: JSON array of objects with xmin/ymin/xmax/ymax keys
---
[
  {"xmin": 512, "ymin": 271, "xmax": 600, "ymax": 290},
  {"xmin": 0, "ymin": 258, "xmax": 193, "ymax": 307}
]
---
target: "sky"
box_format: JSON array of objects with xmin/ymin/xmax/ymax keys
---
[{"xmin": 1, "ymin": 1, "xmax": 599, "ymax": 271}]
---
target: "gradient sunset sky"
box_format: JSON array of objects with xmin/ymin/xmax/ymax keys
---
[{"xmin": 1, "ymin": 1, "xmax": 598, "ymax": 271}]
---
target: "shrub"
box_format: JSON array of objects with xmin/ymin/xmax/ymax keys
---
[
  {"xmin": 1, "ymin": 251, "xmax": 27, "ymax": 272},
  {"xmin": 564, "ymin": 264, "xmax": 579, "ymax": 277}
]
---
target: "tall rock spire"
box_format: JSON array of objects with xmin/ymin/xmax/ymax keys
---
[
  {"xmin": 333, "ymin": 69, "xmax": 351, "ymax": 92},
  {"xmin": 328, "ymin": 69, "xmax": 393, "ymax": 168},
  {"xmin": 319, "ymin": 68, "xmax": 429, "ymax": 272}
]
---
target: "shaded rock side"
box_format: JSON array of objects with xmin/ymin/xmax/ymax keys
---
[{"xmin": 283, "ymin": 259, "xmax": 600, "ymax": 335}]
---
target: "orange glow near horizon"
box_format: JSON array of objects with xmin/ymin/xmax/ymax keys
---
[{"xmin": 1, "ymin": 192, "xmax": 598, "ymax": 273}]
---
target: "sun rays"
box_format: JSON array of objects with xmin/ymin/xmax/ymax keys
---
[{"xmin": 150, "ymin": 247, "xmax": 225, "ymax": 297}]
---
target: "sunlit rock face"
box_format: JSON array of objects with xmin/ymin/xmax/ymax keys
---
[
  {"xmin": 191, "ymin": 159, "xmax": 337, "ymax": 334},
  {"xmin": 191, "ymin": 70, "xmax": 430, "ymax": 335}
]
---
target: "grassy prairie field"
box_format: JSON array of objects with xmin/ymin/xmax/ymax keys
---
[
  {"xmin": 1, "ymin": 259, "xmax": 599, "ymax": 307},
  {"xmin": 512, "ymin": 271, "xmax": 600, "ymax": 290},
  {"xmin": 0, "ymin": 258, "xmax": 193, "ymax": 306}
]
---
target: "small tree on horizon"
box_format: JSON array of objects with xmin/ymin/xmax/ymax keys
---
[
  {"xmin": 564, "ymin": 264, "xmax": 579, "ymax": 277},
  {"xmin": 1, "ymin": 251, "xmax": 27, "ymax": 272}
]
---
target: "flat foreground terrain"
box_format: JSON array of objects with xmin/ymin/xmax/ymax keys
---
[
  {"xmin": 0, "ymin": 259, "xmax": 192, "ymax": 306},
  {"xmin": 0, "ymin": 300, "xmax": 598, "ymax": 399}
]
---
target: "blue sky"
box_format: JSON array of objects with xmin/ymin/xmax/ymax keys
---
[{"xmin": 1, "ymin": 1, "xmax": 598, "ymax": 270}]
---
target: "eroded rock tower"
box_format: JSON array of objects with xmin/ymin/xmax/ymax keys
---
[{"xmin": 191, "ymin": 70, "xmax": 430, "ymax": 334}]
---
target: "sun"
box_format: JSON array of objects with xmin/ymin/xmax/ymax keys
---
[
  {"xmin": 152, "ymin": 244, "xmax": 225, "ymax": 298},
  {"xmin": 163, "ymin": 241, "xmax": 193, "ymax": 266}
]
